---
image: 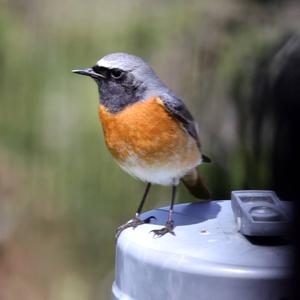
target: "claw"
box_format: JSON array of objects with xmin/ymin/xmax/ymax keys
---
[
  {"xmin": 115, "ymin": 217, "xmax": 142, "ymax": 239},
  {"xmin": 115, "ymin": 215, "xmax": 156, "ymax": 239},
  {"xmin": 151, "ymin": 220, "xmax": 175, "ymax": 238}
]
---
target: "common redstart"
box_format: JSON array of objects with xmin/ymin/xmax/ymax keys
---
[{"xmin": 73, "ymin": 53, "xmax": 211, "ymax": 238}]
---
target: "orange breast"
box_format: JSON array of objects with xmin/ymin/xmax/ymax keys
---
[{"xmin": 98, "ymin": 96, "xmax": 200, "ymax": 166}]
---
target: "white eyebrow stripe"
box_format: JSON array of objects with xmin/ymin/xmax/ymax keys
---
[
  {"xmin": 96, "ymin": 59, "xmax": 113, "ymax": 69},
  {"xmin": 96, "ymin": 58, "xmax": 135, "ymax": 72}
]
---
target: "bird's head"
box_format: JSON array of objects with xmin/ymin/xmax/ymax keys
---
[{"xmin": 73, "ymin": 52, "xmax": 166, "ymax": 113}]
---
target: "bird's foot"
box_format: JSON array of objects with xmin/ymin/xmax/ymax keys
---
[
  {"xmin": 151, "ymin": 220, "xmax": 175, "ymax": 238},
  {"xmin": 115, "ymin": 215, "xmax": 156, "ymax": 239}
]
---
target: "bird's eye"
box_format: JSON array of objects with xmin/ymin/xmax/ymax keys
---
[{"xmin": 110, "ymin": 69, "xmax": 123, "ymax": 79}]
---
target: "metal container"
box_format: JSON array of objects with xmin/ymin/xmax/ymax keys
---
[{"xmin": 112, "ymin": 195, "xmax": 293, "ymax": 300}]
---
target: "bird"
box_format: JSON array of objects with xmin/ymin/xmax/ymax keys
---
[{"xmin": 72, "ymin": 52, "xmax": 211, "ymax": 238}]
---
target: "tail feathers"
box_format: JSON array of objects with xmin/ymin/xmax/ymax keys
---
[
  {"xmin": 202, "ymin": 154, "xmax": 211, "ymax": 163},
  {"xmin": 181, "ymin": 168, "xmax": 210, "ymax": 200}
]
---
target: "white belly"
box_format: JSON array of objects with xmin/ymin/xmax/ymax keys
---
[{"xmin": 118, "ymin": 155, "xmax": 202, "ymax": 186}]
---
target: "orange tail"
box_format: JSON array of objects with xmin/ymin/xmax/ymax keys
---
[{"xmin": 181, "ymin": 168, "xmax": 210, "ymax": 200}]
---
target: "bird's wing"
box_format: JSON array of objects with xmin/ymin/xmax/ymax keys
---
[
  {"xmin": 159, "ymin": 94, "xmax": 201, "ymax": 147},
  {"xmin": 159, "ymin": 94, "xmax": 212, "ymax": 163}
]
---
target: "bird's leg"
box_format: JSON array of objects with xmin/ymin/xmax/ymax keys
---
[
  {"xmin": 116, "ymin": 183, "xmax": 155, "ymax": 239},
  {"xmin": 151, "ymin": 185, "xmax": 176, "ymax": 237}
]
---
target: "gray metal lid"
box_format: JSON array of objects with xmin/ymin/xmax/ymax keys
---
[{"xmin": 112, "ymin": 200, "xmax": 293, "ymax": 300}]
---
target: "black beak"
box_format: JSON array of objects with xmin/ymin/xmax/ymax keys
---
[{"xmin": 72, "ymin": 68, "xmax": 105, "ymax": 79}]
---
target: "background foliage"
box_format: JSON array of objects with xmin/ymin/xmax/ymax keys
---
[{"xmin": 0, "ymin": 0, "xmax": 299, "ymax": 299}]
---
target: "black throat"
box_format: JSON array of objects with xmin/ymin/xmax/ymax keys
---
[{"xmin": 96, "ymin": 78, "xmax": 146, "ymax": 113}]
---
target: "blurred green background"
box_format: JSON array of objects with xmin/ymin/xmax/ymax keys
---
[{"xmin": 0, "ymin": 0, "xmax": 299, "ymax": 299}]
